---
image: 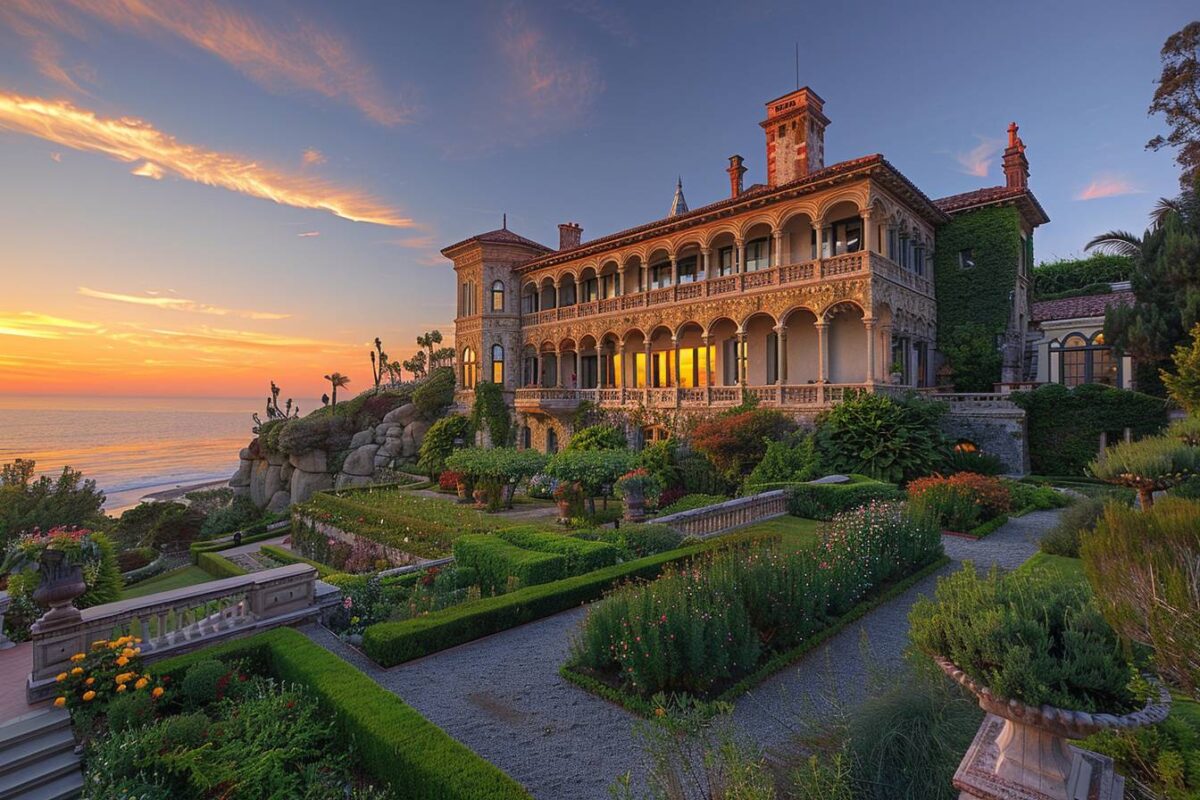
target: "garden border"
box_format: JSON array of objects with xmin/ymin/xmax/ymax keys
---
[{"xmin": 196, "ymin": 550, "xmax": 248, "ymax": 578}]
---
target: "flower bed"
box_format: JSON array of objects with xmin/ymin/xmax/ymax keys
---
[
  {"xmin": 777, "ymin": 475, "xmax": 903, "ymax": 520},
  {"xmin": 564, "ymin": 501, "xmax": 943, "ymax": 701},
  {"xmin": 908, "ymin": 473, "xmax": 1067, "ymax": 538}
]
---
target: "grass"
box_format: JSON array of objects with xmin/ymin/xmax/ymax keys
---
[
  {"xmin": 733, "ymin": 514, "xmax": 821, "ymax": 550},
  {"xmin": 120, "ymin": 565, "xmax": 214, "ymax": 599},
  {"xmin": 1013, "ymin": 552, "xmax": 1086, "ymax": 583}
]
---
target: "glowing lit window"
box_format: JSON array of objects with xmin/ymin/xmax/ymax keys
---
[
  {"xmin": 491, "ymin": 344, "xmax": 504, "ymax": 385},
  {"xmin": 491, "ymin": 281, "xmax": 505, "ymax": 312}
]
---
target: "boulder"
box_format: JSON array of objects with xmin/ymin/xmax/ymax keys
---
[
  {"xmin": 266, "ymin": 450, "xmax": 287, "ymax": 467},
  {"xmin": 374, "ymin": 422, "xmax": 392, "ymax": 443},
  {"xmin": 249, "ymin": 459, "xmax": 270, "ymax": 507},
  {"xmin": 377, "ymin": 437, "xmax": 405, "ymax": 459},
  {"xmin": 374, "ymin": 453, "xmax": 392, "ymax": 468},
  {"xmin": 229, "ymin": 458, "xmax": 252, "ymax": 488},
  {"xmin": 405, "ymin": 419, "xmax": 432, "ymax": 444},
  {"xmin": 400, "ymin": 427, "xmax": 418, "ymax": 458},
  {"xmin": 350, "ymin": 429, "xmax": 374, "ymax": 449},
  {"xmin": 335, "ymin": 473, "xmax": 373, "ymax": 489},
  {"xmin": 289, "ymin": 449, "xmax": 327, "ymax": 473},
  {"xmin": 264, "ymin": 464, "xmax": 284, "ymax": 498},
  {"xmin": 266, "ymin": 490, "xmax": 292, "ymax": 515},
  {"xmin": 382, "ymin": 403, "xmax": 417, "ymax": 426},
  {"xmin": 280, "ymin": 462, "xmax": 294, "ymax": 483},
  {"xmin": 342, "ymin": 444, "xmax": 380, "ymax": 477},
  {"xmin": 290, "ymin": 469, "xmax": 333, "ymax": 504}
]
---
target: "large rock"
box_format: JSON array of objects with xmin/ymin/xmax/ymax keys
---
[
  {"xmin": 238, "ymin": 447, "xmax": 254, "ymax": 461},
  {"xmin": 249, "ymin": 459, "xmax": 270, "ymax": 507},
  {"xmin": 280, "ymin": 461, "xmax": 294, "ymax": 483},
  {"xmin": 229, "ymin": 458, "xmax": 252, "ymax": 488},
  {"xmin": 290, "ymin": 469, "xmax": 333, "ymax": 504},
  {"xmin": 377, "ymin": 437, "xmax": 405, "ymax": 459},
  {"xmin": 382, "ymin": 403, "xmax": 417, "ymax": 426},
  {"xmin": 265, "ymin": 450, "xmax": 286, "ymax": 467},
  {"xmin": 350, "ymin": 429, "xmax": 374, "ymax": 449},
  {"xmin": 342, "ymin": 444, "xmax": 379, "ymax": 477},
  {"xmin": 335, "ymin": 473, "xmax": 372, "ymax": 489},
  {"xmin": 266, "ymin": 490, "xmax": 292, "ymax": 514},
  {"xmin": 264, "ymin": 464, "xmax": 284, "ymax": 498},
  {"xmin": 289, "ymin": 449, "xmax": 327, "ymax": 473},
  {"xmin": 400, "ymin": 419, "xmax": 431, "ymax": 458}
]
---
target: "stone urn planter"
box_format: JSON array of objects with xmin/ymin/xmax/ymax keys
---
[
  {"xmin": 455, "ymin": 479, "xmax": 472, "ymax": 504},
  {"xmin": 936, "ymin": 656, "xmax": 1171, "ymax": 800},
  {"xmin": 555, "ymin": 498, "xmax": 573, "ymax": 523},
  {"xmin": 622, "ymin": 485, "xmax": 646, "ymax": 523},
  {"xmin": 472, "ymin": 487, "xmax": 488, "ymax": 509},
  {"xmin": 31, "ymin": 549, "xmax": 86, "ymax": 630}
]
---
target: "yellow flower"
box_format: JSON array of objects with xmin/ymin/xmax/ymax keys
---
[
  {"xmin": 654, "ymin": 707, "xmax": 666, "ymax": 718},
  {"xmin": 82, "ymin": 691, "xmax": 96, "ymax": 702},
  {"xmin": 85, "ymin": 678, "xmax": 94, "ymax": 686},
  {"xmin": 135, "ymin": 678, "xmax": 149, "ymax": 690},
  {"xmin": 70, "ymin": 653, "xmax": 85, "ymax": 662},
  {"xmin": 116, "ymin": 684, "xmax": 127, "ymax": 693},
  {"xmin": 53, "ymin": 697, "xmax": 66, "ymax": 708},
  {"xmin": 120, "ymin": 648, "xmax": 136, "ymax": 658},
  {"xmin": 151, "ymin": 687, "xmax": 164, "ymax": 699},
  {"xmin": 55, "ymin": 673, "xmax": 67, "ymax": 683},
  {"xmin": 70, "ymin": 667, "xmax": 83, "ymax": 676},
  {"xmin": 116, "ymin": 656, "xmax": 129, "ymax": 667}
]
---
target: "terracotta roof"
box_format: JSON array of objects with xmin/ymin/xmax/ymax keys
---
[
  {"xmin": 440, "ymin": 227, "xmax": 552, "ymax": 257},
  {"xmin": 934, "ymin": 185, "xmax": 1050, "ymax": 226},
  {"xmin": 508, "ymin": 154, "xmax": 949, "ymax": 274},
  {"xmin": 1032, "ymin": 290, "xmax": 1135, "ymax": 322}
]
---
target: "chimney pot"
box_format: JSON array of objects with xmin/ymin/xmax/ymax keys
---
[
  {"xmin": 558, "ymin": 222, "xmax": 582, "ymax": 250},
  {"xmin": 726, "ymin": 155, "xmax": 746, "ymax": 198}
]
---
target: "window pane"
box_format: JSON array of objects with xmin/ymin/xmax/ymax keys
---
[
  {"xmin": 1092, "ymin": 347, "xmax": 1118, "ymax": 386},
  {"xmin": 1062, "ymin": 349, "xmax": 1086, "ymax": 387}
]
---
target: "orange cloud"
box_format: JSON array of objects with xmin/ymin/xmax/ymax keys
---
[
  {"xmin": 1, "ymin": 0, "xmax": 414, "ymax": 126},
  {"xmin": 130, "ymin": 160, "xmax": 163, "ymax": 180},
  {"xmin": 0, "ymin": 312, "xmax": 101, "ymax": 339},
  {"xmin": 1075, "ymin": 175, "xmax": 1143, "ymax": 201},
  {"xmin": 77, "ymin": 287, "xmax": 290, "ymax": 320},
  {"xmin": 0, "ymin": 92, "xmax": 416, "ymax": 227},
  {"xmin": 302, "ymin": 148, "xmax": 326, "ymax": 166},
  {"xmin": 954, "ymin": 136, "xmax": 1004, "ymax": 177}
]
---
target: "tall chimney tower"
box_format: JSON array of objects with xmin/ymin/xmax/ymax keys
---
[
  {"xmin": 558, "ymin": 222, "xmax": 582, "ymax": 250},
  {"xmin": 1002, "ymin": 122, "xmax": 1029, "ymax": 189},
  {"xmin": 726, "ymin": 155, "xmax": 746, "ymax": 198},
  {"xmin": 761, "ymin": 87, "xmax": 829, "ymax": 186}
]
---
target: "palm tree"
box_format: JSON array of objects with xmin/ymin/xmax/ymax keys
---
[
  {"xmin": 1085, "ymin": 197, "xmax": 1185, "ymax": 258},
  {"xmin": 323, "ymin": 372, "xmax": 350, "ymax": 407}
]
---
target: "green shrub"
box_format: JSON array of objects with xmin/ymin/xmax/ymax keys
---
[
  {"xmin": 180, "ymin": 658, "xmax": 233, "ymax": 707},
  {"xmin": 813, "ymin": 390, "xmax": 948, "ymax": 483},
  {"xmin": 691, "ymin": 408, "xmax": 796, "ymax": 482},
  {"xmin": 545, "ymin": 449, "xmax": 635, "ymax": 514},
  {"xmin": 199, "ymin": 494, "xmax": 262, "ymax": 537},
  {"xmin": 909, "ymin": 562, "xmax": 1135, "ymax": 712},
  {"xmin": 277, "ymin": 413, "xmax": 356, "ymax": 458},
  {"xmin": 1010, "ymin": 383, "xmax": 1169, "ymax": 475},
  {"xmin": 444, "ymin": 448, "xmax": 546, "ymax": 510},
  {"xmin": 1032, "ymin": 254, "xmax": 1133, "ymax": 298},
  {"xmin": 0, "ymin": 459, "xmax": 106, "ymax": 540},
  {"xmin": 1004, "ymin": 479, "xmax": 1068, "ymax": 512},
  {"xmin": 944, "ymin": 448, "xmax": 1003, "ymax": 476},
  {"xmin": 744, "ymin": 431, "xmax": 822, "ymax": 488},
  {"xmin": 413, "ymin": 366, "xmax": 455, "ymax": 419},
  {"xmin": 570, "ymin": 523, "xmax": 684, "ymax": 559},
  {"xmin": 636, "ymin": 439, "xmax": 682, "ymax": 492},
  {"xmin": 1089, "ymin": 433, "xmax": 1200, "ymax": 508},
  {"xmin": 105, "ymin": 691, "xmax": 156, "ymax": 731},
  {"xmin": 259, "ymin": 544, "xmax": 338, "ymax": 577},
  {"xmin": 1039, "ymin": 497, "xmax": 1105, "ymax": 557},
  {"xmin": 567, "ymin": 423, "xmax": 627, "ymax": 451},
  {"xmin": 676, "ymin": 451, "xmax": 728, "ymax": 495},
  {"xmin": 469, "ymin": 380, "xmax": 512, "ymax": 446},
  {"xmin": 155, "ymin": 629, "xmax": 531, "ymax": 800},
  {"xmin": 495, "ymin": 526, "xmax": 619, "ymax": 574},
  {"xmin": 418, "ymin": 414, "xmax": 473, "ymax": 477},
  {"xmin": 1084, "ymin": 701, "xmax": 1200, "ymax": 799},
  {"xmin": 785, "ymin": 476, "xmax": 903, "ymax": 520},
  {"xmin": 197, "ymin": 550, "xmax": 247, "ymax": 578},
  {"xmin": 452, "ymin": 535, "xmax": 566, "ymax": 593}
]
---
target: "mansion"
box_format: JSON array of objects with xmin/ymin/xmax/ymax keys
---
[{"xmin": 442, "ymin": 87, "xmax": 1050, "ymax": 452}]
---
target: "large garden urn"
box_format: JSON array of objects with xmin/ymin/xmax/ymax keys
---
[
  {"xmin": 31, "ymin": 549, "xmax": 85, "ymax": 630},
  {"xmin": 455, "ymin": 478, "xmax": 472, "ymax": 504},
  {"xmin": 936, "ymin": 656, "xmax": 1171, "ymax": 800},
  {"xmin": 622, "ymin": 485, "xmax": 646, "ymax": 523}
]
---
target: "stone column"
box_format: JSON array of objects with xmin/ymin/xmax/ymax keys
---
[
  {"xmin": 736, "ymin": 330, "xmax": 748, "ymax": 387},
  {"xmin": 640, "ymin": 262, "xmax": 647, "ymax": 293},
  {"xmin": 534, "ymin": 351, "xmax": 542, "ymax": 387},
  {"xmin": 701, "ymin": 248, "xmax": 711, "ymax": 280},
  {"xmin": 816, "ymin": 321, "xmax": 829, "ymax": 383},
  {"xmin": 669, "ymin": 254, "xmax": 678, "ymax": 287},
  {"xmin": 700, "ymin": 334, "xmax": 714, "ymax": 393},
  {"xmin": 672, "ymin": 336, "xmax": 682, "ymax": 389},
  {"xmin": 772, "ymin": 230, "xmax": 783, "ymax": 267},
  {"xmin": 814, "ymin": 222, "xmax": 824, "ymax": 264},
  {"xmin": 736, "ymin": 239, "xmax": 746, "ymax": 275},
  {"xmin": 775, "ymin": 325, "xmax": 788, "ymax": 385},
  {"xmin": 643, "ymin": 342, "xmax": 653, "ymax": 390},
  {"xmin": 881, "ymin": 324, "xmax": 894, "ymax": 382},
  {"xmin": 864, "ymin": 318, "xmax": 877, "ymax": 385},
  {"xmin": 860, "ymin": 209, "xmax": 873, "ymax": 254}
]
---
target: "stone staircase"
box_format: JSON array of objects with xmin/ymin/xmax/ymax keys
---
[{"xmin": 0, "ymin": 708, "xmax": 82, "ymax": 799}]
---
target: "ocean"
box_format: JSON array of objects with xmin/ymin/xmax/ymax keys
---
[{"xmin": 0, "ymin": 395, "xmax": 316, "ymax": 515}]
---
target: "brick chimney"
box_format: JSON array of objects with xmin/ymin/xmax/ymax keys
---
[
  {"xmin": 761, "ymin": 87, "xmax": 829, "ymax": 186},
  {"xmin": 558, "ymin": 222, "xmax": 582, "ymax": 250},
  {"xmin": 1002, "ymin": 122, "xmax": 1029, "ymax": 189},
  {"xmin": 726, "ymin": 155, "xmax": 746, "ymax": 198}
]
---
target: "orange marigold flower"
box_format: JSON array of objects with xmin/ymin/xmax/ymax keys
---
[
  {"xmin": 82, "ymin": 691, "xmax": 96, "ymax": 702},
  {"xmin": 85, "ymin": 677, "xmax": 94, "ymax": 686},
  {"xmin": 53, "ymin": 697, "xmax": 66, "ymax": 707},
  {"xmin": 70, "ymin": 653, "xmax": 86, "ymax": 662},
  {"xmin": 135, "ymin": 678, "xmax": 149, "ymax": 690},
  {"xmin": 151, "ymin": 687, "xmax": 164, "ymax": 699},
  {"xmin": 70, "ymin": 667, "xmax": 83, "ymax": 675},
  {"xmin": 116, "ymin": 656, "xmax": 129, "ymax": 667},
  {"xmin": 116, "ymin": 684, "xmax": 127, "ymax": 693},
  {"xmin": 55, "ymin": 672, "xmax": 67, "ymax": 682}
]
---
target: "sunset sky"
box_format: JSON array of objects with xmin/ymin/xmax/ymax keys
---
[{"xmin": 1, "ymin": 0, "xmax": 1191, "ymax": 399}]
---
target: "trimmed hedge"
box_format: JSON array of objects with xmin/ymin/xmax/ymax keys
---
[
  {"xmin": 155, "ymin": 628, "xmax": 530, "ymax": 800},
  {"xmin": 495, "ymin": 526, "xmax": 620, "ymax": 574},
  {"xmin": 258, "ymin": 544, "xmax": 339, "ymax": 578},
  {"xmin": 783, "ymin": 476, "xmax": 903, "ymax": 520},
  {"xmin": 453, "ymin": 535, "xmax": 566, "ymax": 593},
  {"xmin": 189, "ymin": 527, "xmax": 286, "ymax": 563},
  {"xmin": 364, "ymin": 530, "xmax": 780, "ymax": 667},
  {"xmin": 196, "ymin": 551, "xmax": 247, "ymax": 578}
]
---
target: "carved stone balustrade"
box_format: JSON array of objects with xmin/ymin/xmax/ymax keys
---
[{"xmin": 654, "ymin": 490, "xmax": 789, "ymax": 538}]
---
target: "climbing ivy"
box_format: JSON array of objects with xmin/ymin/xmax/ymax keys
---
[
  {"xmin": 470, "ymin": 381, "xmax": 512, "ymax": 447},
  {"xmin": 934, "ymin": 206, "xmax": 1022, "ymax": 391}
]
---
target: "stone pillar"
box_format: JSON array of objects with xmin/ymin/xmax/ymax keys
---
[
  {"xmin": 701, "ymin": 334, "xmax": 714, "ymax": 389},
  {"xmin": 881, "ymin": 324, "xmax": 894, "ymax": 382},
  {"xmin": 534, "ymin": 351, "xmax": 542, "ymax": 387},
  {"xmin": 864, "ymin": 318, "xmax": 877, "ymax": 385},
  {"xmin": 672, "ymin": 337, "xmax": 682, "ymax": 389},
  {"xmin": 737, "ymin": 239, "xmax": 746, "ymax": 275},
  {"xmin": 669, "ymin": 254, "xmax": 678, "ymax": 287},
  {"xmin": 640, "ymin": 262, "xmax": 647, "ymax": 293},
  {"xmin": 701, "ymin": 248, "xmax": 711, "ymax": 280},
  {"xmin": 860, "ymin": 209, "xmax": 873, "ymax": 253},
  {"xmin": 814, "ymin": 222, "xmax": 824, "ymax": 262},
  {"xmin": 775, "ymin": 325, "xmax": 788, "ymax": 385},
  {"xmin": 736, "ymin": 330, "xmax": 748, "ymax": 387},
  {"xmin": 816, "ymin": 321, "xmax": 829, "ymax": 383},
  {"xmin": 772, "ymin": 230, "xmax": 783, "ymax": 267},
  {"xmin": 644, "ymin": 342, "xmax": 653, "ymax": 390}
]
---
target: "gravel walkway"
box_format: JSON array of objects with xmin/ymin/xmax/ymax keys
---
[{"xmin": 302, "ymin": 509, "xmax": 1063, "ymax": 800}]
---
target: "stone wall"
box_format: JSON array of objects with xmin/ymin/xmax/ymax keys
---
[
  {"xmin": 230, "ymin": 402, "xmax": 431, "ymax": 509},
  {"xmin": 936, "ymin": 396, "xmax": 1029, "ymax": 475}
]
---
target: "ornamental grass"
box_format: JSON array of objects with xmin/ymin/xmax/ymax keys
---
[{"xmin": 570, "ymin": 501, "xmax": 942, "ymax": 697}]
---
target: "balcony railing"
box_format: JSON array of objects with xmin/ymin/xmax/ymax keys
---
[
  {"xmin": 517, "ymin": 251, "xmax": 932, "ymax": 330},
  {"xmin": 515, "ymin": 382, "xmax": 893, "ymax": 412}
]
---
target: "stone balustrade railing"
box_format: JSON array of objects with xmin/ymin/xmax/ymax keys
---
[
  {"xmin": 654, "ymin": 490, "xmax": 789, "ymax": 538},
  {"xmin": 27, "ymin": 563, "xmax": 340, "ymax": 701},
  {"xmin": 515, "ymin": 383, "xmax": 888, "ymax": 410}
]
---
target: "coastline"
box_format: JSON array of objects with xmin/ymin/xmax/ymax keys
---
[{"xmin": 140, "ymin": 479, "xmax": 230, "ymax": 504}]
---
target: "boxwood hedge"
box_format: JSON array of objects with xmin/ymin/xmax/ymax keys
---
[
  {"xmin": 453, "ymin": 535, "xmax": 567, "ymax": 592},
  {"xmin": 155, "ymin": 628, "xmax": 530, "ymax": 800},
  {"xmin": 196, "ymin": 551, "xmax": 247, "ymax": 578},
  {"xmin": 495, "ymin": 526, "xmax": 620, "ymax": 574}
]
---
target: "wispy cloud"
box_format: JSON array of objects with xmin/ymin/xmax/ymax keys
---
[
  {"xmin": 954, "ymin": 136, "xmax": 1004, "ymax": 177},
  {"xmin": 0, "ymin": 312, "xmax": 101, "ymax": 339},
  {"xmin": 78, "ymin": 287, "xmax": 290, "ymax": 320},
  {"xmin": 0, "ymin": 0, "xmax": 415, "ymax": 126},
  {"xmin": 50, "ymin": 151, "xmax": 62, "ymax": 162},
  {"xmin": 564, "ymin": 0, "xmax": 637, "ymax": 46},
  {"xmin": 302, "ymin": 148, "xmax": 326, "ymax": 166},
  {"xmin": 131, "ymin": 160, "xmax": 163, "ymax": 180},
  {"xmin": 1075, "ymin": 174, "xmax": 1144, "ymax": 201},
  {"xmin": 0, "ymin": 92, "xmax": 416, "ymax": 227},
  {"xmin": 297, "ymin": 231, "xmax": 320, "ymax": 238},
  {"xmin": 387, "ymin": 234, "xmax": 437, "ymax": 249}
]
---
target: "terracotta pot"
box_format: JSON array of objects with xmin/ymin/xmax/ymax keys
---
[
  {"xmin": 32, "ymin": 549, "xmax": 85, "ymax": 629},
  {"xmin": 555, "ymin": 498, "xmax": 573, "ymax": 522},
  {"xmin": 935, "ymin": 656, "xmax": 1170, "ymax": 800},
  {"xmin": 455, "ymin": 481, "xmax": 471, "ymax": 504}
]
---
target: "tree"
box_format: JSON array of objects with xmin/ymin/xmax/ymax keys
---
[
  {"xmin": 0, "ymin": 459, "xmax": 107, "ymax": 541},
  {"xmin": 691, "ymin": 408, "xmax": 796, "ymax": 483},
  {"xmin": 402, "ymin": 350, "xmax": 427, "ymax": 380},
  {"xmin": 545, "ymin": 449, "xmax": 635, "ymax": 516},
  {"xmin": 1089, "ymin": 434, "xmax": 1200, "ymax": 509},
  {"xmin": 1147, "ymin": 21, "xmax": 1200, "ymax": 188},
  {"xmin": 566, "ymin": 424, "xmax": 627, "ymax": 451},
  {"xmin": 323, "ymin": 372, "xmax": 350, "ymax": 407},
  {"xmin": 1162, "ymin": 322, "xmax": 1200, "ymax": 413},
  {"xmin": 369, "ymin": 337, "xmax": 388, "ymax": 389}
]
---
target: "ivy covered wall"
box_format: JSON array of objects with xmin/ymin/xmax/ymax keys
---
[{"xmin": 934, "ymin": 205, "xmax": 1023, "ymax": 391}]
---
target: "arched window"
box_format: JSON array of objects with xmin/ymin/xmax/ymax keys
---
[
  {"xmin": 491, "ymin": 280, "xmax": 505, "ymax": 312},
  {"xmin": 491, "ymin": 344, "xmax": 505, "ymax": 384},
  {"xmin": 1052, "ymin": 332, "xmax": 1119, "ymax": 388},
  {"xmin": 462, "ymin": 347, "xmax": 478, "ymax": 388},
  {"xmin": 546, "ymin": 428, "xmax": 558, "ymax": 454},
  {"xmin": 522, "ymin": 284, "xmax": 539, "ymax": 314}
]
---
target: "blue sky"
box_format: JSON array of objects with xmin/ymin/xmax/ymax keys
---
[{"xmin": 0, "ymin": 0, "xmax": 1192, "ymax": 396}]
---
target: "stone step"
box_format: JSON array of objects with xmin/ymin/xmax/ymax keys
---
[
  {"xmin": 0, "ymin": 749, "xmax": 80, "ymax": 798},
  {"xmin": 0, "ymin": 709, "xmax": 70, "ymax": 751},
  {"xmin": 4, "ymin": 768, "xmax": 83, "ymax": 800},
  {"xmin": 0, "ymin": 726, "xmax": 75, "ymax": 778}
]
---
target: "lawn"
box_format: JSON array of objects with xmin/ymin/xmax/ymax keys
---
[
  {"xmin": 121, "ymin": 565, "xmax": 214, "ymax": 599},
  {"xmin": 1013, "ymin": 551, "xmax": 1086, "ymax": 583},
  {"xmin": 734, "ymin": 514, "xmax": 821, "ymax": 550}
]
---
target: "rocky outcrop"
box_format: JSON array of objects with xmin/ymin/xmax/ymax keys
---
[{"xmin": 230, "ymin": 411, "xmax": 432, "ymax": 510}]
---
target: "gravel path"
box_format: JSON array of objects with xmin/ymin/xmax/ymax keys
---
[{"xmin": 302, "ymin": 509, "xmax": 1063, "ymax": 800}]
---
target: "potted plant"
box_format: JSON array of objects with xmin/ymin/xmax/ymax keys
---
[
  {"xmin": 910, "ymin": 564, "xmax": 1170, "ymax": 799},
  {"xmin": 552, "ymin": 481, "xmax": 583, "ymax": 524},
  {"xmin": 454, "ymin": 474, "xmax": 474, "ymax": 504},
  {"xmin": 1, "ymin": 528, "xmax": 99, "ymax": 629},
  {"xmin": 615, "ymin": 468, "xmax": 661, "ymax": 523},
  {"xmin": 889, "ymin": 360, "xmax": 905, "ymax": 384}
]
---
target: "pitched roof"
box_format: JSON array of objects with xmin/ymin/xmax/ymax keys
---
[
  {"xmin": 934, "ymin": 185, "xmax": 1050, "ymax": 226},
  {"xmin": 440, "ymin": 227, "xmax": 552, "ymax": 258},
  {"xmin": 1032, "ymin": 289, "xmax": 1135, "ymax": 322}
]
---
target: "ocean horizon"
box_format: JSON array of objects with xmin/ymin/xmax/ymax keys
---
[{"xmin": 0, "ymin": 394, "xmax": 321, "ymax": 515}]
